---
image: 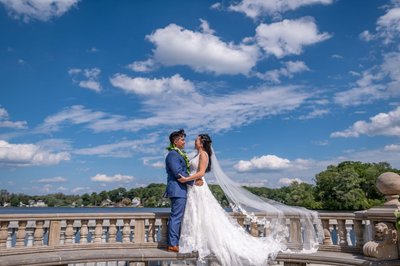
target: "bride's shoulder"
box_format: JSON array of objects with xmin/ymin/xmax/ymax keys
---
[{"xmin": 199, "ymin": 151, "xmax": 209, "ymax": 159}]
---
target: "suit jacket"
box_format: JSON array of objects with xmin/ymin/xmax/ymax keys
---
[{"xmin": 164, "ymin": 150, "xmax": 194, "ymax": 198}]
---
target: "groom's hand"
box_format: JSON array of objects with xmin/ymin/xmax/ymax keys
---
[{"xmin": 195, "ymin": 179, "xmax": 204, "ymax": 186}]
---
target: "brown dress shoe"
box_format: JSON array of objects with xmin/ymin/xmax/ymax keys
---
[{"xmin": 167, "ymin": 245, "xmax": 179, "ymax": 252}]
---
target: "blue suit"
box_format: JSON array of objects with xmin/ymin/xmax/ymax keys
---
[{"xmin": 165, "ymin": 150, "xmax": 194, "ymax": 246}]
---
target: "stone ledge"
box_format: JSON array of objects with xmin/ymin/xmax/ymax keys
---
[
  {"xmin": 2, "ymin": 248, "xmax": 400, "ymax": 266},
  {"xmin": 276, "ymin": 251, "xmax": 400, "ymax": 266}
]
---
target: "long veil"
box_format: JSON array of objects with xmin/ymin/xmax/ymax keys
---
[{"xmin": 209, "ymin": 148, "xmax": 323, "ymax": 253}]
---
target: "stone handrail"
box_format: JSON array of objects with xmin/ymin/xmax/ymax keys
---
[{"xmin": 0, "ymin": 209, "xmax": 399, "ymax": 266}]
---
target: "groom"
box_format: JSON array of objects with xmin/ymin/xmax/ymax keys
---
[{"xmin": 164, "ymin": 129, "xmax": 202, "ymax": 252}]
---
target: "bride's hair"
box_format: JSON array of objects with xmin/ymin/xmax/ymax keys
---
[{"xmin": 198, "ymin": 134, "xmax": 212, "ymax": 172}]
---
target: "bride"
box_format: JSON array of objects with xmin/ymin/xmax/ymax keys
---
[{"xmin": 177, "ymin": 134, "xmax": 322, "ymax": 266}]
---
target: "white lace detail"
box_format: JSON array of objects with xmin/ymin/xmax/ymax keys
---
[{"xmin": 179, "ymin": 154, "xmax": 285, "ymax": 265}]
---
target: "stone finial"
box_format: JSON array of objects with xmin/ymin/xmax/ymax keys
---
[{"xmin": 376, "ymin": 172, "xmax": 400, "ymax": 206}]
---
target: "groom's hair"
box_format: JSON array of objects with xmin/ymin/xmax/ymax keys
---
[{"xmin": 169, "ymin": 129, "xmax": 186, "ymax": 144}]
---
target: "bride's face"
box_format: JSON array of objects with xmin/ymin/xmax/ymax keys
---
[{"xmin": 194, "ymin": 136, "xmax": 202, "ymax": 150}]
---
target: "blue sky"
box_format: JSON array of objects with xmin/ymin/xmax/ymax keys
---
[{"xmin": 0, "ymin": 0, "xmax": 400, "ymax": 195}]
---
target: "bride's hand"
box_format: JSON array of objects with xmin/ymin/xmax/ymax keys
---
[{"xmin": 178, "ymin": 174, "xmax": 188, "ymax": 183}]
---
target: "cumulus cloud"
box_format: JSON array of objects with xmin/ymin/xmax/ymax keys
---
[
  {"xmin": 229, "ymin": 0, "xmax": 333, "ymax": 19},
  {"xmin": 331, "ymin": 106, "xmax": 400, "ymax": 138},
  {"xmin": 0, "ymin": 107, "xmax": 27, "ymax": 129},
  {"xmin": 0, "ymin": 140, "xmax": 70, "ymax": 166},
  {"xmin": 256, "ymin": 60, "xmax": 310, "ymax": 82},
  {"xmin": 91, "ymin": 174, "xmax": 134, "ymax": 183},
  {"xmin": 71, "ymin": 186, "xmax": 91, "ymax": 194},
  {"xmin": 384, "ymin": 144, "xmax": 400, "ymax": 151},
  {"xmin": 110, "ymin": 74, "xmax": 194, "ymax": 95},
  {"xmin": 146, "ymin": 22, "xmax": 259, "ymax": 75},
  {"xmin": 234, "ymin": 155, "xmax": 291, "ymax": 172},
  {"xmin": 0, "ymin": 0, "xmax": 79, "ymax": 22},
  {"xmin": 68, "ymin": 68, "xmax": 102, "ymax": 93},
  {"xmin": 37, "ymin": 176, "xmax": 67, "ymax": 183},
  {"xmin": 255, "ymin": 18, "xmax": 331, "ymax": 58}
]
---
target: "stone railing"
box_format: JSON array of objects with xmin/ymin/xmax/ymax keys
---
[
  {"xmin": 0, "ymin": 212, "xmax": 170, "ymax": 251},
  {"xmin": 0, "ymin": 209, "xmax": 399, "ymax": 266}
]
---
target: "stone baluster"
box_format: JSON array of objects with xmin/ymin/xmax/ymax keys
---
[
  {"xmin": 148, "ymin": 219, "xmax": 155, "ymax": 243},
  {"xmin": 80, "ymin": 219, "xmax": 88, "ymax": 244},
  {"xmin": 321, "ymin": 218, "xmax": 332, "ymax": 245},
  {"xmin": 33, "ymin": 220, "xmax": 44, "ymax": 246},
  {"xmin": 26, "ymin": 228, "xmax": 34, "ymax": 247},
  {"xmin": 7, "ymin": 228, "xmax": 13, "ymax": 248},
  {"xmin": 337, "ymin": 219, "xmax": 348, "ymax": 246},
  {"xmin": 48, "ymin": 220, "xmax": 61, "ymax": 246},
  {"xmin": 134, "ymin": 219, "xmax": 145, "ymax": 243},
  {"xmin": 160, "ymin": 218, "xmax": 168, "ymax": 244},
  {"xmin": 94, "ymin": 219, "xmax": 103, "ymax": 244},
  {"xmin": 122, "ymin": 219, "xmax": 131, "ymax": 243},
  {"xmin": 15, "ymin": 220, "xmax": 27, "ymax": 247},
  {"xmin": 108, "ymin": 219, "xmax": 117, "ymax": 243},
  {"xmin": 346, "ymin": 225, "xmax": 353, "ymax": 246},
  {"xmin": 353, "ymin": 219, "xmax": 364, "ymax": 248},
  {"xmin": 289, "ymin": 218, "xmax": 302, "ymax": 245},
  {"xmin": 0, "ymin": 221, "xmax": 9, "ymax": 248},
  {"xmin": 65, "ymin": 220, "xmax": 74, "ymax": 244}
]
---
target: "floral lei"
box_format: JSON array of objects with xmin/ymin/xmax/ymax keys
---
[{"xmin": 166, "ymin": 144, "xmax": 190, "ymax": 174}]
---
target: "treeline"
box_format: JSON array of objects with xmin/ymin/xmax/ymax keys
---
[{"xmin": 1, "ymin": 161, "xmax": 398, "ymax": 210}]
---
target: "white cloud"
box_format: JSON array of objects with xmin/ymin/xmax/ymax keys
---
[
  {"xmin": 331, "ymin": 106, "xmax": 400, "ymax": 138},
  {"xmin": 298, "ymin": 108, "xmax": 329, "ymax": 120},
  {"xmin": 0, "ymin": 107, "xmax": 27, "ymax": 129},
  {"xmin": 384, "ymin": 144, "xmax": 400, "ymax": 151},
  {"xmin": 74, "ymin": 137, "xmax": 158, "ymax": 158},
  {"xmin": 279, "ymin": 177, "xmax": 304, "ymax": 185},
  {"xmin": 40, "ymin": 82, "xmax": 310, "ymax": 134},
  {"xmin": 110, "ymin": 74, "xmax": 194, "ymax": 95},
  {"xmin": 68, "ymin": 68, "xmax": 102, "ymax": 93},
  {"xmin": 334, "ymin": 52, "xmax": 400, "ymax": 106},
  {"xmin": 229, "ymin": 0, "xmax": 333, "ymax": 19},
  {"xmin": 255, "ymin": 18, "xmax": 331, "ymax": 58},
  {"xmin": 0, "ymin": 140, "xmax": 70, "ymax": 166},
  {"xmin": 146, "ymin": 22, "xmax": 259, "ymax": 75},
  {"xmin": 143, "ymin": 157, "xmax": 165, "ymax": 168},
  {"xmin": 91, "ymin": 174, "xmax": 134, "ymax": 183},
  {"xmin": 127, "ymin": 59, "xmax": 155, "ymax": 72},
  {"xmin": 257, "ymin": 60, "xmax": 310, "ymax": 82},
  {"xmin": 359, "ymin": 30, "xmax": 375, "ymax": 42},
  {"xmin": 376, "ymin": 7, "xmax": 400, "ymax": 44},
  {"xmin": 0, "ymin": 0, "xmax": 79, "ymax": 22},
  {"xmin": 37, "ymin": 176, "xmax": 67, "ymax": 183},
  {"xmin": 234, "ymin": 155, "xmax": 291, "ymax": 172}
]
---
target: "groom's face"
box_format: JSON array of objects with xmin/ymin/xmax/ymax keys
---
[{"xmin": 174, "ymin": 136, "xmax": 185, "ymax": 150}]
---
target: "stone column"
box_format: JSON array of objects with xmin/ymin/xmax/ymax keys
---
[{"xmin": 362, "ymin": 172, "xmax": 400, "ymax": 260}]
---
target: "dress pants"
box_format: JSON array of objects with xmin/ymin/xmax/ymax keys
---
[{"xmin": 168, "ymin": 197, "xmax": 187, "ymax": 246}]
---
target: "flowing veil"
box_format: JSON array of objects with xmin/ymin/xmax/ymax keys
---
[{"xmin": 209, "ymin": 148, "xmax": 324, "ymax": 253}]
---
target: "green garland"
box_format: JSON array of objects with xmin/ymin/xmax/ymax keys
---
[{"xmin": 166, "ymin": 144, "xmax": 190, "ymax": 174}]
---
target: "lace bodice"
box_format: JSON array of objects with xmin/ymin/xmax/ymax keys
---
[{"xmin": 189, "ymin": 154, "xmax": 200, "ymax": 176}]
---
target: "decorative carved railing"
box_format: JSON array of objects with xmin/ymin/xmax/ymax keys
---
[
  {"xmin": 0, "ymin": 210, "xmax": 376, "ymax": 252},
  {"xmin": 0, "ymin": 209, "xmax": 398, "ymax": 266}
]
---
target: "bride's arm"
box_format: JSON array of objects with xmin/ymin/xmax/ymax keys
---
[{"xmin": 178, "ymin": 152, "xmax": 208, "ymax": 183}]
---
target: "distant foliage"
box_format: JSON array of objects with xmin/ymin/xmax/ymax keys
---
[
  {"xmin": 1, "ymin": 161, "xmax": 398, "ymax": 211},
  {"xmin": 314, "ymin": 161, "xmax": 398, "ymax": 210}
]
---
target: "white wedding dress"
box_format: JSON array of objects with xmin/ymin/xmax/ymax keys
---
[{"xmin": 179, "ymin": 154, "xmax": 286, "ymax": 266}]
